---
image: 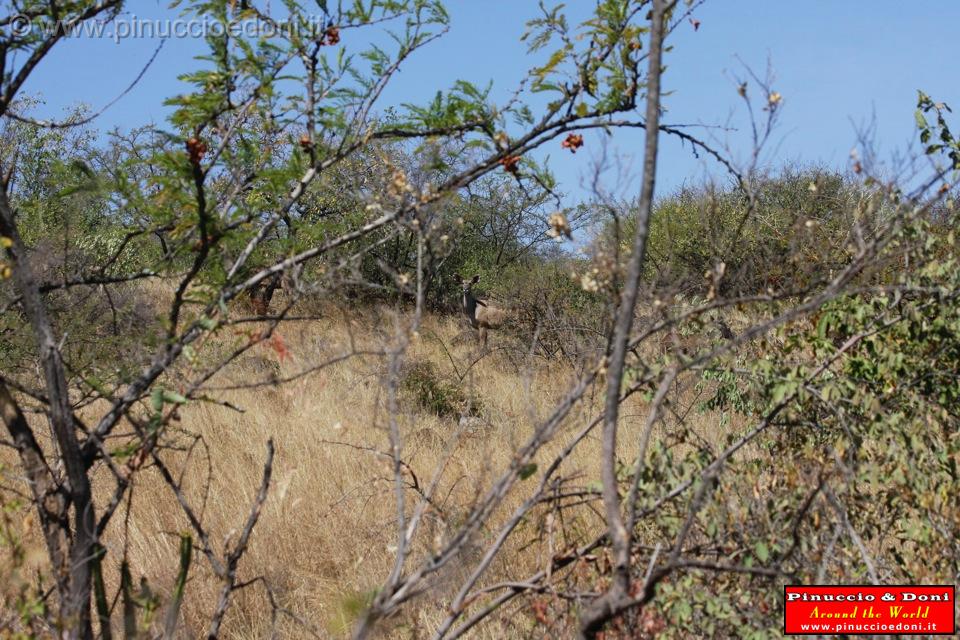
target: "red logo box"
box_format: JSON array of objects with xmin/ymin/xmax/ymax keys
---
[{"xmin": 784, "ymin": 585, "xmax": 955, "ymax": 636}]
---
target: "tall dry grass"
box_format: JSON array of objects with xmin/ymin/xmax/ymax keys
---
[{"xmin": 2, "ymin": 303, "xmax": 738, "ymax": 638}]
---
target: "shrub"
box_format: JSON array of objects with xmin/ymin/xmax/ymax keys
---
[
  {"xmin": 400, "ymin": 360, "xmax": 480, "ymax": 418},
  {"xmin": 603, "ymin": 167, "xmax": 863, "ymax": 297}
]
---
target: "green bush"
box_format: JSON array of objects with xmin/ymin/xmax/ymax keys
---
[
  {"xmin": 400, "ymin": 360, "xmax": 481, "ymax": 418},
  {"xmin": 606, "ymin": 167, "xmax": 864, "ymax": 297}
]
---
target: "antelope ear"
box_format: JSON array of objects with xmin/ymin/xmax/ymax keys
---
[
  {"xmin": 453, "ymin": 273, "xmax": 463, "ymax": 283},
  {"xmin": 471, "ymin": 274, "xmax": 480, "ymax": 284}
]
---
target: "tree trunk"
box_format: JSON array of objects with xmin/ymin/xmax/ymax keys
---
[
  {"xmin": 580, "ymin": 0, "xmax": 666, "ymax": 636},
  {"xmin": 0, "ymin": 190, "xmax": 95, "ymax": 639}
]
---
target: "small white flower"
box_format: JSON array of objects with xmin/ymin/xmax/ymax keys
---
[
  {"xmin": 580, "ymin": 273, "xmax": 600, "ymax": 292},
  {"xmin": 547, "ymin": 212, "xmax": 572, "ymax": 239}
]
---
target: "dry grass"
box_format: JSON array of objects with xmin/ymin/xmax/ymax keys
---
[{"xmin": 1, "ymin": 304, "xmax": 738, "ymax": 638}]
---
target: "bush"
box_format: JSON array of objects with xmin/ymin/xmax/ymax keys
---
[
  {"xmin": 604, "ymin": 167, "xmax": 863, "ymax": 297},
  {"xmin": 400, "ymin": 360, "xmax": 481, "ymax": 418},
  {"xmin": 496, "ymin": 253, "xmax": 612, "ymax": 363}
]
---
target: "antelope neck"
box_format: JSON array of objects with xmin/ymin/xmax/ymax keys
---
[{"xmin": 462, "ymin": 291, "xmax": 480, "ymax": 326}]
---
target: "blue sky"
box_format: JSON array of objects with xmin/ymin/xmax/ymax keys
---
[{"xmin": 17, "ymin": 1, "xmax": 960, "ymax": 202}]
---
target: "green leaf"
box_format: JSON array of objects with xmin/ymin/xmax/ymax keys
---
[
  {"xmin": 519, "ymin": 462, "xmax": 538, "ymax": 480},
  {"xmin": 163, "ymin": 534, "xmax": 192, "ymax": 639},
  {"xmin": 162, "ymin": 390, "xmax": 188, "ymax": 405},
  {"xmin": 755, "ymin": 542, "xmax": 769, "ymax": 563},
  {"xmin": 534, "ymin": 46, "xmax": 570, "ymax": 81},
  {"xmin": 121, "ymin": 561, "xmax": 136, "ymax": 638},
  {"xmin": 817, "ymin": 312, "xmax": 831, "ymax": 339},
  {"xmin": 151, "ymin": 388, "xmax": 164, "ymax": 412},
  {"xmin": 771, "ymin": 381, "xmax": 795, "ymax": 404}
]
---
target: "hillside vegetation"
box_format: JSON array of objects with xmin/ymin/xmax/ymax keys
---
[
  {"xmin": 1, "ymin": 2, "xmax": 959, "ymax": 639},
  {"xmin": 4, "ymin": 290, "xmax": 765, "ymax": 637}
]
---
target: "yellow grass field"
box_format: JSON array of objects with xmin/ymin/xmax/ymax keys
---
[{"xmin": 2, "ymin": 300, "xmax": 742, "ymax": 638}]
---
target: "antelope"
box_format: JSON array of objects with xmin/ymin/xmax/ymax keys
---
[
  {"xmin": 454, "ymin": 273, "xmax": 508, "ymax": 348},
  {"xmin": 248, "ymin": 272, "xmax": 284, "ymax": 316}
]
